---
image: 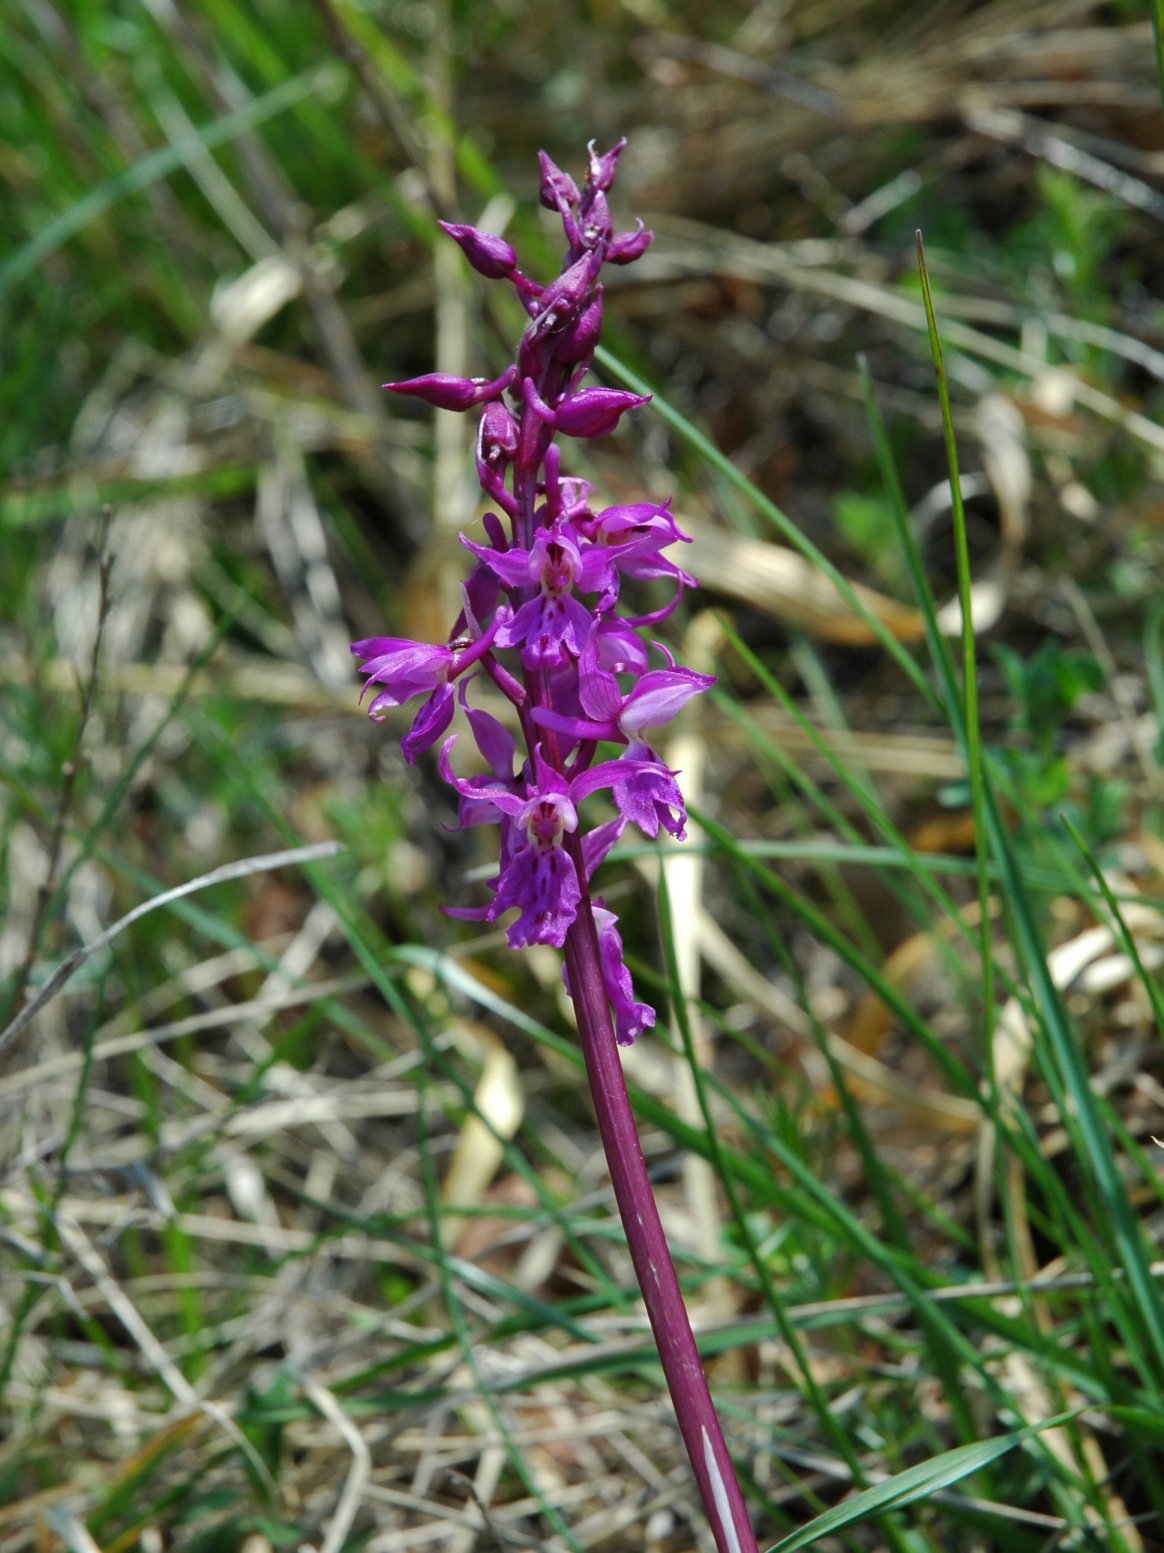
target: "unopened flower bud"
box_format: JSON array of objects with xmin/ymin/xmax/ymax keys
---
[
  {"xmin": 580, "ymin": 190, "xmax": 612, "ymax": 248},
  {"xmin": 438, "ymin": 221, "xmax": 517, "ymax": 280},
  {"xmin": 586, "ymin": 137, "xmax": 627, "ymax": 192},
  {"xmin": 554, "ymin": 386, "xmax": 649, "ymax": 438},
  {"xmin": 538, "ymin": 150, "xmax": 580, "ymax": 210},
  {"xmin": 518, "ymin": 327, "xmax": 549, "ymax": 383},
  {"xmin": 385, "ymin": 365, "xmax": 516, "ymax": 411},
  {"xmin": 475, "ymin": 403, "xmax": 519, "ymax": 513},
  {"xmin": 556, "ymin": 290, "xmax": 604, "ymax": 365},
  {"xmin": 531, "ymin": 253, "xmax": 600, "ymax": 327},
  {"xmin": 607, "ymin": 220, "xmax": 653, "ymax": 265}
]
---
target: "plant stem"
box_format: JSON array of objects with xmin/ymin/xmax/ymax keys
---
[{"xmin": 562, "ymin": 857, "xmax": 759, "ymax": 1553}]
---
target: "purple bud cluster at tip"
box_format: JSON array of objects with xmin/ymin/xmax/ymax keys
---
[{"xmin": 354, "ymin": 140, "xmax": 713, "ymax": 1044}]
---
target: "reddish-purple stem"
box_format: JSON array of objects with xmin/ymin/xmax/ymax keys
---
[{"xmin": 563, "ymin": 834, "xmax": 759, "ymax": 1553}]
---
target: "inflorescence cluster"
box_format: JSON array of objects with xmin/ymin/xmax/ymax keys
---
[{"xmin": 353, "ymin": 139, "xmax": 713, "ymax": 1045}]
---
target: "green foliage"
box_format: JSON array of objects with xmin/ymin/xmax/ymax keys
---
[
  {"xmin": 991, "ymin": 640, "xmax": 1105, "ymax": 811},
  {"xmin": 832, "ymin": 489, "xmax": 908, "ymax": 591},
  {"xmin": 995, "ymin": 640, "xmax": 1104, "ymax": 747},
  {"xmin": 1028, "ymin": 168, "xmax": 1128, "ymax": 317},
  {"xmin": 241, "ymin": 1368, "xmax": 296, "ymax": 1478}
]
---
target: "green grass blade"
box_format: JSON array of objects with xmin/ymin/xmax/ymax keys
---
[
  {"xmin": 1059, "ymin": 811, "xmax": 1164, "ymax": 1140},
  {"xmin": 913, "ymin": 233, "xmax": 995, "ymax": 1061},
  {"xmin": 762, "ymin": 1412, "xmax": 1079, "ymax": 1553}
]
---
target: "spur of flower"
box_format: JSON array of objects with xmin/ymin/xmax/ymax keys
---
[{"xmin": 565, "ymin": 903, "xmax": 656, "ymax": 1047}]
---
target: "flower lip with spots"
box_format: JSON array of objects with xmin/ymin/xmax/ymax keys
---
[
  {"xmin": 439, "ymin": 741, "xmax": 672, "ymax": 946},
  {"xmin": 462, "ymin": 526, "xmax": 607, "ymax": 669}
]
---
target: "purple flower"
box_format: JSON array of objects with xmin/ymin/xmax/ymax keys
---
[
  {"xmin": 618, "ymin": 662, "xmax": 716, "ymax": 736},
  {"xmin": 533, "ymin": 655, "xmax": 715, "ymax": 746},
  {"xmin": 531, "ymin": 652, "xmax": 713, "ymax": 838},
  {"xmin": 440, "ymin": 743, "xmax": 671, "ymax": 945},
  {"xmin": 558, "ymin": 508, "xmax": 696, "ymax": 612},
  {"xmin": 353, "ymin": 639, "xmax": 456, "ymax": 764},
  {"xmin": 495, "ymin": 789, "xmax": 581, "ymax": 946},
  {"xmin": 439, "ymin": 744, "xmax": 580, "ymax": 946},
  {"xmin": 353, "ymin": 615, "xmax": 501, "ymax": 764},
  {"xmin": 610, "ymin": 743, "xmax": 690, "ymax": 839},
  {"xmin": 579, "ymin": 499, "xmax": 697, "ymax": 592}
]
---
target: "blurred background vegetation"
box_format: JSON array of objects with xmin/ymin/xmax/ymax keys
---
[{"xmin": 4, "ymin": 2, "xmax": 1164, "ymax": 1550}]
